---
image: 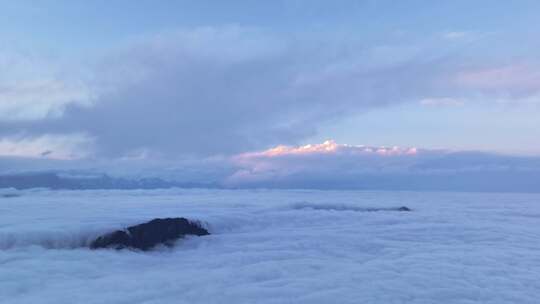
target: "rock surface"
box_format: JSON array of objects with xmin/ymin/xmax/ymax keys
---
[{"xmin": 90, "ymin": 218, "xmax": 209, "ymax": 251}]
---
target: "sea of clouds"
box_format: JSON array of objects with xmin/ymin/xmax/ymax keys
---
[{"xmin": 1, "ymin": 188, "xmax": 540, "ymax": 303}]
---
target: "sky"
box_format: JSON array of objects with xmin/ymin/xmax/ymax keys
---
[{"xmin": 1, "ymin": 1, "xmax": 540, "ymax": 190}]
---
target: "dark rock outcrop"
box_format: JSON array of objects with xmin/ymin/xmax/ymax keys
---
[
  {"xmin": 397, "ymin": 206, "xmax": 412, "ymax": 211},
  {"xmin": 90, "ymin": 218, "xmax": 209, "ymax": 251}
]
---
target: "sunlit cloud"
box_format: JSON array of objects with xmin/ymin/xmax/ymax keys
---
[
  {"xmin": 0, "ymin": 138, "xmax": 539, "ymax": 192},
  {"xmin": 219, "ymin": 140, "xmax": 540, "ymax": 191},
  {"xmin": 227, "ymin": 140, "xmax": 421, "ymax": 186},
  {"xmin": 237, "ymin": 140, "xmax": 418, "ymax": 158}
]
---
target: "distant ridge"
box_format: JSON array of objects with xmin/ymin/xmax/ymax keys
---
[
  {"xmin": 1, "ymin": 170, "xmax": 539, "ymax": 193},
  {"xmin": 0, "ymin": 172, "xmax": 219, "ymax": 190}
]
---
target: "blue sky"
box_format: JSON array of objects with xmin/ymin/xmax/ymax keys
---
[{"xmin": 1, "ymin": 1, "xmax": 540, "ymax": 190}]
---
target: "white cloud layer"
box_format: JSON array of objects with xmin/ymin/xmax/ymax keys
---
[{"xmin": 2, "ymin": 189, "xmax": 540, "ymax": 303}]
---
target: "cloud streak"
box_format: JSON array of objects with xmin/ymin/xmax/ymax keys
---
[
  {"xmin": 0, "ymin": 134, "xmax": 94, "ymax": 160},
  {"xmin": 455, "ymin": 63, "xmax": 540, "ymax": 98}
]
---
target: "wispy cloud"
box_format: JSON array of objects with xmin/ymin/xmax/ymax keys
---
[
  {"xmin": 440, "ymin": 31, "xmax": 481, "ymax": 42},
  {"xmin": 455, "ymin": 64, "xmax": 540, "ymax": 98},
  {"xmin": 419, "ymin": 97, "xmax": 465, "ymax": 107},
  {"xmin": 0, "ymin": 134, "xmax": 94, "ymax": 160},
  {"xmin": 442, "ymin": 31, "xmax": 470, "ymax": 40}
]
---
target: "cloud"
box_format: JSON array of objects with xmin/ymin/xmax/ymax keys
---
[
  {"xmin": 419, "ymin": 97, "xmax": 465, "ymax": 107},
  {"xmin": 414, "ymin": 63, "xmax": 540, "ymax": 107},
  {"xmin": 224, "ymin": 140, "xmax": 540, "ymax": 192},
  {"xmin": 455, "ymin": 64, "xmax": 540, "ymax": 98},
  {"xmin": 0, "ymin": 79, "xmax": 92, "ymax": 121},
  {"xmin": 0, "ymin": 51, "xmax": 92, "ymax": 122},
  {"xmin": 2, "ymin": 27, "xmax": 539, "ymax": 159},
  {"xmin": 1, "ymin": 139, "xmax": 539, "ymax": 192},
  {"xmin": 442, "ymin": 31, "xmax": 470, "ymax": 40},
  {"xmin": 237, "ymin": 140, "xmax": 418, "ymax": 158},
  {"xmin": 0, "ymin": 26, "xmax": 452, "ymax": 157},
  {"xmin": 0, "ymin": 134, "xmax": 94, "ymax": 160},
  {"xmin": 226, "ymin": 140, "xmax": 425, "ymax": 187},
  {"xmin": 440, "ymin": 31, "xmax": 482, "ymax": 43}
]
